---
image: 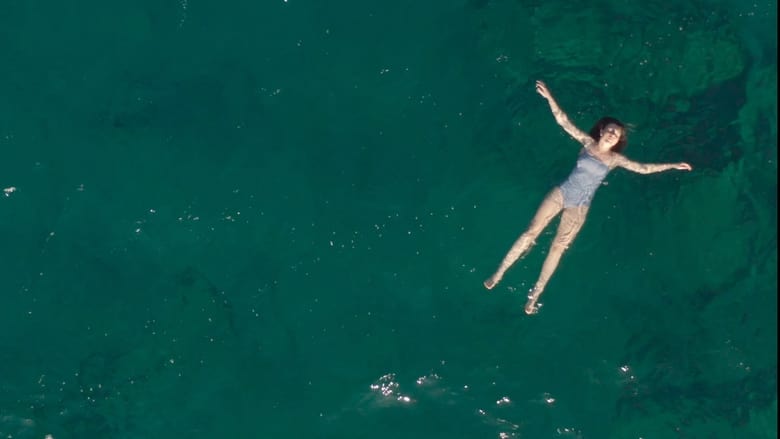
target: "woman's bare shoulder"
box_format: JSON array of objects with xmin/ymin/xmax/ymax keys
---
[
  {"xmin": 581, "ymin": 136, "xmax": 597, "ymax": 150},
  {"xmin": 605, "ymin": 152, "xmax": 629, "ymax": 168}
]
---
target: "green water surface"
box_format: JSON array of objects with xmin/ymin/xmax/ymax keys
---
[{"xmin": 0, "ymin": 0, "xmax": 776, "ymax": 438}]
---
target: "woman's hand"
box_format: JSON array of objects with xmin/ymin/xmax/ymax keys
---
[
  {"xmin": 536, "ymin": 80, "xmax": 552, "ymax": 100},
  {"xmin": 674, "ymin": 162, "xmax": 693, "ymax": 171}
]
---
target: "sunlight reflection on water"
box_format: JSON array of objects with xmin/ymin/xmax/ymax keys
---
[{"xmin": 359, "ymin": 369, "xmax": 585, "ymax": 438}]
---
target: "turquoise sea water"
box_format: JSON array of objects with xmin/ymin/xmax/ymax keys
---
[{"xmin": 1, "ymin": 1, "xmax": 776, "ymax": 438}]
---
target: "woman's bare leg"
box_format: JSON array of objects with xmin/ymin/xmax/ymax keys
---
[
  {"xmin": 484, "ymin": 189, "xmax": 563, "ymax": 289},
  {"xmin": 525, "ymin": 206, "xmax": 588, "ymax": 314}
]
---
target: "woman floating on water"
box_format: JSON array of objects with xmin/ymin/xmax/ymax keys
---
[{"xmin": 484, "ymin": 80, "xmax": 692, "ymax": 315}]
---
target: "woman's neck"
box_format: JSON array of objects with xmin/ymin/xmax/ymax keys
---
[{"xmin": 595, "ymin": 140, "xmax": 613, "ymax": 153}]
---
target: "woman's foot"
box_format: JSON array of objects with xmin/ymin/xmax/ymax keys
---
[
  {"xmin": 483, "ymin": 275, "xmax": 500, "ymax": 290},
  {"xmin": 524, "ymin": 290, "xmax": 541, "ymax": 315}
]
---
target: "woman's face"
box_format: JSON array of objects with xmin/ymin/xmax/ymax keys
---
[{"xmin": 601, "ymin": 123, "xmax": 623, "ymax": 147}]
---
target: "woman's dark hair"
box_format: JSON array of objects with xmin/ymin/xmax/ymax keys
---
[{"xmin": 589, "ymin": 116, "xmax": 628, "ymax": 153}]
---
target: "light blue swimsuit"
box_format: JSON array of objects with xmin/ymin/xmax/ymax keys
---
[{"xmin": 559, "ymin": 149, "xmax": 610, "ymax": 207}]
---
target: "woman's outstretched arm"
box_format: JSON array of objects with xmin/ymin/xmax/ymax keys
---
[
  {"xmin": 536, "ymin": 80, "xmax": 593, "ymax": 147},
  {"xmin": 613, "ymin": 154, "xmax": 693, "ymax": 174}
]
